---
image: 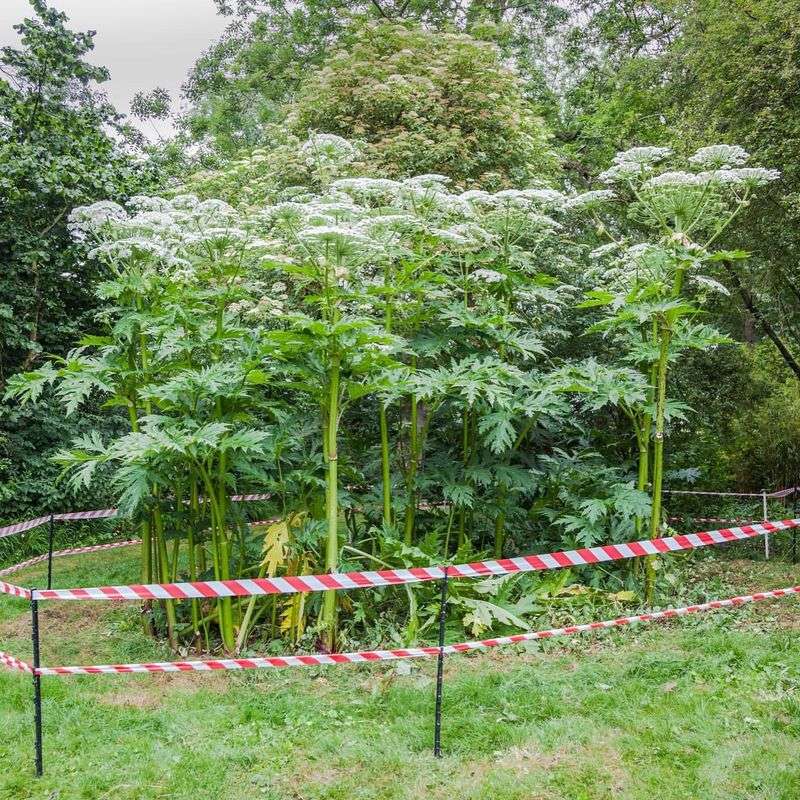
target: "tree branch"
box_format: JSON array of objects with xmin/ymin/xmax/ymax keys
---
[{"xmin": 722, "ymin": 259, "xmax": 800, "ymax": 381}]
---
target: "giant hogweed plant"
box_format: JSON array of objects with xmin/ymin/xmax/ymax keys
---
[
  {"xmin": 575, "ymin": 145, "xmax": 779, "ymax": 600},
  {"xmin": 320, "ymin": 176, "xmax": 577, "ymax": 553},
  {"xmin": 6, "ymin": 195, "xmax": 278, "ymax": 651},
  {"xmin": 9, "ymin": 142, "xmax": 773, "ymax": 649}
]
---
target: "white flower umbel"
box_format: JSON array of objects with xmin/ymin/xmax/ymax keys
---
[
  {"xmin": 127, "ymin": 196, "xmax": 174, "ymax": 213},
  {"xmin": 432, "ymin": 222, "xmax": 494, "ymax": 251},
  {"xmin": 68, "ymin": 201, "xmax": 127, "ymax": 239},
  {"xmin": 641, "ymin": 171, "xmax": 706, "ymax": 189},
  {"xmin": 598, "ymin": 162, "xmax": 647, "ymax": 184},
  {"xmin": 688, "ymin": 145, "xmax": 749, "ymax": 169},
  {"xmin": 614, "ymin": 146, "xmax": 672, "ymax": 166},
  {"xmin": 403, "ymin": 174, "xmax": 452, "ymax": 188},
  {"xmin": 699, "ymin": 168, "xmax": 781, "ymax": 187},
  {"xmin": 89, "ymin": 237, "xmax": 173, "ymax": 263},
  {"xmin": 169, "ymin": 194, "xmax": 200, "ymax": 211},
  {"xmin": 297, "ymin": 225, "xmax": 376, "ymax": 250},
  {"xmin": 521, "ymin": 188, "xmax": 568, "ymax": 210},
  {"xmin": 330, "ymin": 177, "xmax": 402, "ymax": 203},
  {"xmin": 300, "ymin": 133, "xmax": 360, "ymax": 166},
  {"xmin": 471, "ymin": 268, "xmax": 505, "ymax": 284},
  {"xmin": 565, "ymin": 190, "xmax": 615, "ymax": 210}
]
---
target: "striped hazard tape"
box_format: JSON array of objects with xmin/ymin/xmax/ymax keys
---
[
  {"xmin": 668, "ymin": 517, "xmax": 760, "ymax": 526},
  {"xmin": 28, "ymin": 519, "xmax": 800, "ymax": 602},
  {"xmin": 0, "ymin": 540, "xmax": 142, "ymax": 579},
  {"xmin": 0, "ymin": 580, "xmax": 30, "ymax": 600},
  {"xmin": 29, "ymin": 584, "xmax": 800, "ymax": 676},
  {"xmin": 0, "ymin": 650, "xmax": 34, "ymax": 674},
  {"xmin": 0, "ymin": 494, "xmax": 273, "ymax": 540}
]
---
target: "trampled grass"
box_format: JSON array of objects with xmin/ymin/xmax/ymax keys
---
[{"xmin": 2, "ymin": 549, "xmax": 800, "ymax": 799}]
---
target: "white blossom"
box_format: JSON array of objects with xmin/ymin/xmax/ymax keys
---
[
  {"xmin": 89, "ymin": 238, "xmax": 172, "ymax": 262},
  {"xmin": 688, "ymin": 145, "xmax": 749, "ymax": 169},
  {"xmin": 565, "ymin": 190, "xmax": 615, "ymax": 210},
  {"xmin": 699, "ymin": 167, "xmax": 781, "ymax": 187},
  {"xmin": 184, "ymin": 227, "xmax": 248, "ymax": 244},
  {"xmin": 521, "ymin": 188, "xmax": 567, "ymax": 209},
  {"xmin": 403, "ymin": 174, "xmax": 452, "ymax": 188},
  {"xmin": 127, "ymin": 196, "xmax": 173, "ymax": 212},
  {"xmin": 330, "ymin": 177, "xmax": 401, "ymax": 201},
  {"xmin": 170, "ymin": 194, "xmax": 200, "ymax": 210},
  {"xmin": 598, "ymin": 162, "xmax": 646, "ymax": 184},
  {"xmin": 297, "ymin": 225, "xmax": 376, "ymax": 249},
  {"xmin": 614, "ymin": 146, "xmax": 672, "ymax": 165},
  {"xmin": 300, "ymin": 133, "xmax": 360, "ymax": 166},
  {"xmin": 68, "ymin": 201, "xmax": 127, "ymax": 239},
  {"xmin": 642, "ymin": 171, "xmax": 705, "ymax": 189},
  {"xmin": 471, "ymin": 268, "xmax": 505, "ymax": 284}
]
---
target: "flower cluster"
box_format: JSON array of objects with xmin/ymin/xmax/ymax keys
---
[{"xmin": 688, "ymin": 145, "xmax": 749, "ymax": 169}]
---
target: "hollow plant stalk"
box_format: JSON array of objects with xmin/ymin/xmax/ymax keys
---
[
  {"xmin": 647, "ymin": 254, "xmax": 688, "ymax": 602},
  {"xmin": 379, "ymin": 287, "xmax": 394, "ymax": 527},
  {"xmin": 322, "ymin": 351, "xmax": 341, "ymax": 650}
]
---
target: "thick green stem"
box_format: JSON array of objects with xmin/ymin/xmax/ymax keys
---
[
  {"xmin": 379, "ymin": 404, "xmax": 392, "ymax": 527},
  {"xmin": 236, "ymin": 560, "xmax": 269, "ymax": 654},
  {"xmin": 457, "ymin": 409, "xmax": 469, "ymax": 548},
  {"xmin": 188, "ymin": 478, "xmax": 201, "ymax": 647},
  {"xmin": 649, "ymin": 266, "xmax": 686, "ymax": 540},
  {"xmin": 322, "ymin": 352, "xmax": 341, "ymax": 650},
  {"xmin": 154, "ymin": 506, "xmax": 177, "ymax": 648},
  {"xmin": 199, "ymin": 467, "xmax": 236, "ymax": 652},
  {"xmin": 380, "ymin": 293, "xmax": 394, "ymax": 528},
  {"xmin": 646, "ymin": 261, "xmax": 687, "ymax": 603},
  {"xmin": 635, "ymin": 430, "xmax": 649, "ymax": 537},
  {"xmin": 403, "ymin": 385, "xmax": 419, "ymax": 545}
]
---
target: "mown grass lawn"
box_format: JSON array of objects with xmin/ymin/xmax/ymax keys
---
[{"xmin": 2, "ymin": 549, "xmax": 800, "ymax": 799}]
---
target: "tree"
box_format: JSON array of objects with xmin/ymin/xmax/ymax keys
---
[
  {"xmin": 0, "ymin": 0, "xmax": 157, "ymax": 522},
  {"xmin": 181, "ymin": 1, "xmax": 565, "ymax": 157},
  {"xmin": 290, "ymin": 22, "xmax": 555, "ymax": 185},
  {"xmin": 561, "ymin": 0, "xmax": 800, "ymax": 381}
]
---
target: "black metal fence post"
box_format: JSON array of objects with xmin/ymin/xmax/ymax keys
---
[
  {"xmin": 793, "ymin": 490, "xmax": 798, "ymax": 565},
  {"xmin": 46, "ymin": 514, "xmax": 55, "ymax": 591},
  {"xmin": 433, "ymin": 566, "xmax": 449, "ymax": 758},
  {"xmin": 31, "ymin": 593, "xmax": 43, "ymax": 777}
]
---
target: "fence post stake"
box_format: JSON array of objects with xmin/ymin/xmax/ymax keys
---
[
  {"xmin": 31, "ymin": 592, "xmax": 43, "ymax": 777},
  {"xmin": 46, "ymin": 514, "xmax": 55, "ymax": 591},
  {"xmin": 433, "ymin": 566, "xmax": 449, "ymax": 758},
  {"xmin": 762, "ymin": 489, "xmax": 769, "ymax": 560},
  {"xmin": 793, "ymin": 489, "xmax": 798, "ymax": 565}
]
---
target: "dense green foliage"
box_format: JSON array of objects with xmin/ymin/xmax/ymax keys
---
[
  {"xmin": 2, "ymin": 0, "xmax": 800, "ymax": 656},
  {"xmin": 0, "ymin": 1, "xmax": 158, "ymax": 520},
  {"xmin": 289, "ymin": 23, "xmax": 555, "ymax": 184}
]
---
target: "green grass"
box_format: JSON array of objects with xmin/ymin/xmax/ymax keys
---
[{"xmin": 2, "ymin": 549, "xmax": 800, "ymax": 799}]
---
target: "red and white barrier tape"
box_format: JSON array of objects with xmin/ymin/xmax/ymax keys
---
[
  {"xmin": 32, "ymin": 584, "xmax": 800, "ymax": 676},
  {"xmin": 30, "ymin": 519, "xmax": 800, "ymax": 603},
  {"xmin": 675, "ymin": 517, "xmax": 753, "ymax": 524},
  {"xmin": 0, "ymin": 520, "xmax": 279, "ymax": 580},
  {"xmin": 0, "ymin": 650, "xmax": 34, "ymax": 674},
  {"xmin": 0, "ymin": 580, "xmax": 30, "ymax": 600},
  {"xmin": 0, "ymin": 494, "xmax": 273, "ymax": 540},
  {"xmin": 0, "ymin": 515, "xmax": 56, "ymax": 540},
  {"xmin": 0, "ymin": 539, "xmax": 142, "ymax": 578}
]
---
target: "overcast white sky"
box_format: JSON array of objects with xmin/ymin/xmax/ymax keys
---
[{"xmin": 0, "ymin": 0, "xmax": 229, "ymax": 136}]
